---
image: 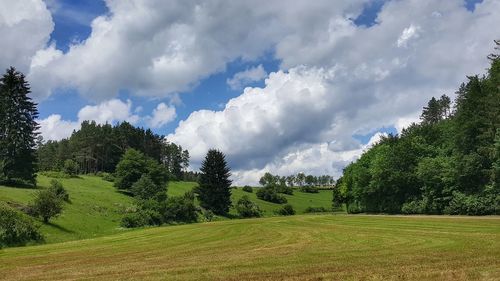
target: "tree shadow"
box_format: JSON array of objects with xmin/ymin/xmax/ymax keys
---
[
  {"xmin": 45, "ymin": 222, "xmax": 75, "ymax": 234},
  {"xmin": 0, "ymin": 180, "xmax": 37, "ymax": 189}
]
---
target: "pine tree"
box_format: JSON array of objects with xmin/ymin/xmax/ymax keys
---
[
  {"xmin": 0, "ymin": 67, "xmax": 39, "ymax": 186},
  {"xmin": 198, "ymin": 149, "xmax": 232, "ymax": 215}
]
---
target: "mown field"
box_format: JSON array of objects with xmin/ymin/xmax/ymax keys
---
[
  {"xmin": 0, "ymin": 175, "xmax": 334, "ymax": 243},
  {"xmin": 0, "ymin": 214, "xmax": 498, "ymax": 280}
]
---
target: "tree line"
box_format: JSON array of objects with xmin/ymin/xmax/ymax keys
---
[
  {"xmin": 259, "ymin": 172, "xmax": 335, "ymax": 188},
  {"xmin": 37, "ymin": 121, "xmax": 190, "ymax": 180},
  {"xmin": 334, "ymin": 43, "xmax": 500, "ymax": 215}
]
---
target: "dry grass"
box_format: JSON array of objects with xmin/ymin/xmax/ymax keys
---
[{"xmin": 0, "ymin": 214, "xmax": 499, "ymax": 280}]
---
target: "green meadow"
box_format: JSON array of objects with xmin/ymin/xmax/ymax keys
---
[{"xmin": 0, "ymin": 214, "xmax": 498, "ymax": 280}]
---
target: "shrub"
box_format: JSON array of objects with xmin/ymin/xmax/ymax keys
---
[
  {"xmin": 131, "ymin": 175, "xmax": 166, "ymax": 201},
  {"xmin": 236, "ymin": 195, "xmax": 262, "ymax": 218},
  {"xmin": 444, "ymin": 192, "xmax": 499, "ymax": 215},
  {"xmin": 276, "ymin": 184, "xmax": 294, "ymax": 195},
  {"xmin": 256, "ymin": 187, "xmax": 287, "ymax": 204},
  {"xmin": 0, "ymin": 204, "xmax": 43, "ymax": 248},
  {"xmin": 48, "ymin": 180, "xmax": 70, "ymax": 202},
  {"xmin": 97, "ymin": 172, "xmax": 115, "ymax": 182},
  {"xmin": 202, "ymin": 209, "xmax": 215, "ymax": 222},
  {"xmin": 276, "ymin": 204, "xmax": 295, "ymax": 216},
  {"xmin": 121, "ymin": 208, "xmax": 159, "ymax": 228},
  {"xmin": 401, "ymin": 200, "xmax": 425, "ymax": 214},
  {"xmin": 114, "ymin": 149, "xmax": 168, "ymax": 191},
  {"xmin": 39, "ymin": 171, "xmax": 71, "ymax": 179},
  {"xmin": 29, "ymin": 189, "xmax": 64, "ymax": 223},
  {"xmin": 63, "ymin": 159, "xmax": 79, "ymax": 176},
  {"xmin": 163, "ymin": 192, "xmax": 198, "ymax": 223},
  {"xmin": 300, "ymin": 185, "xmax": 319, "ymax": 193},
  {"xmin": 242, "ymin": 185, "xmax": 253, "ymax": 193},
  {"xmin": 304, "ymin": 206, "xmax": 328, "ymax": 213}
]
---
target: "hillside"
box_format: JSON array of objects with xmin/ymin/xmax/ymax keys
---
[
  {"xmin": 0, "ymin": 215, "xmax": 498, "ymax": 280},
  {"xmin": 0, "ymin": 175, "xmax": 334, "ymax": 244}
]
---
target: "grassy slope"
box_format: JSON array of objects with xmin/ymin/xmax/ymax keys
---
[
  {"xmin": 168, "ymin": 181, "xmax": 334, "ymax": 216},
  {"xmin": 0, "ymin": 215, "xmax": 498, "ymax": 280},
  {"xmin": 0, "ymin": 175, "xmax": 133, "ymax": 243},
  {"xmin": 0, "ymin": 177, "xmax": 333, "ymax": 244}
]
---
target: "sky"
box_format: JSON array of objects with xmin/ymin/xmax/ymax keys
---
[{"xmin": 0, "ymin": 0, "xmax": 497, "ymax": 184}]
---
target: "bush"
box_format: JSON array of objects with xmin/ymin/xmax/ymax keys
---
[
  {"xmin": 97, "ymin": 172, "xmax": 115, "ymax": 182},
  {"xmin": 0, "ymin": 204, "xmax": 43, "ymax": 248},
  {"xmin": 39, "ymin": 171, "xmax": 71, "ymax": 179},
  {"xmin": 121, "ymin": 208, "xmax": 159, "ymax": 228},
  {"xmin": 276, "ymin": 184, "xmax": 294, "ymax": 195},
  {"xmin": 114, "ymin": 149, "xmax": 168, "ymax": 191},
  {"xmin": 48, "ymin": 180, "xmax": 70, "ymax": 202},
  {"xmin": 276, "ymin": 204, "xmax": 295, "ymax": 216},
  {"xmin": 63, "ymin": 159, "xmax": 79, "ymax": 176},
  {"xmin": 242, "ymin": 185, "xmax": 253, "ymax": 193},
  {"xmin": 202, "ymin": 209, "xmax": 215, "ymax": 222},
  {"xmin": 235, "ymin": 195, "xmax": 262, "ymax": 218},
  {"xmin": 256, "ymin": 187, "xmax": 287, "ymax": 204},
  {"xmin": 163, "ymin": 192, "xmax": 198, "ymax": 223},
  {"xmin": 29, "ymin": 189, "xmax": 64, "ymax": 223},
  {"xmin": 300, "ymin": 185, "xmax": 319, "ymax": 193},
  {"xmin": 131, "ymin": 175, "xmax": 166, "ymax": 201},
  {"xmin": 401, "ymin": 200, "xmax": 425, "ymax": 214},
  {"xmin": 304, "ymin": 206, "xmax": 328, "ymax": 213},
  {"xmin": 444, "ymin": 192, "xmax": 499, "ymax": 215}
]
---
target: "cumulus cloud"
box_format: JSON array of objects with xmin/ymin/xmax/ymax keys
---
[
  {"xmin": 167, "ymin": 0, "xmax": 500, "ymax": 184},
  {"xmin": 26, "ymin": 0, "xmax": 366, "ymax": 100},
  {"xmin": 227, "ymin": 64, "xmax": 267, "ymax": 90},
  {"xmin": 0, "ymin": 0, "xmax": 53, "ymax": 73},
  {"xmin": 147, "ymin": 103, "xmax": 177, "ymax": 128},
  {"xmin": 39, "ymin": 99, "xmax": 140, "ymax": 141}
]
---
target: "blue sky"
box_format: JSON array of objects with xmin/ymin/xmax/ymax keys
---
[{"xmin": 1, "ymin": 0, "xmax": 494, "ymax": 184}]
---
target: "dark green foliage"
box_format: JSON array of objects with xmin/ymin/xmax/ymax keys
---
[
  {"xmin": 48, "ymin": 180, "xmax": 70, "ymax": 202},
  {"xmin": 256, "ymin": 187, "xmax": 287, "ymax": 204},
  {"xmin": 63, "ymin": 159, "xmax": 79, "ymax": 177},
  {"xmin": 121, "ymin": 208, "xmax": 158, "ymax": 228},
  {"xmin": 39, "ymin": 171, "xmax": 71, "ymax": 179},
  {"xmin": 235, "ymin": 195, "xmax": 262, "ymax": 218},
  {"xmin": 0, "ymin": 67, "xmax": 39, "ymax": 186},
  {"xmin": 29, "ymin": 189, "xmax": 64, "ymax": 223},
  {"xmin": 259, "ymin": 172, "xmax": 334, "ymax": 188},
  {"xmin": 114, "ymin": 149, "xmax": 168, "ymax": 191},
  {"xmin": 300, "ymin": 185, "xmax": 319, "ymax": 193},
  {"xmin": 131, "ymin": 175, "xmax": 166, "ymax": 201},
  {"xmin": 161, "ymin": 142, "xmax": 189, "ymax": 180},
  {"xmin": 242, "ymin": 185, "xmax": 253, "ymax": 193},
  {"xmin": 304, "ymin": 206, "xmax": 328, "ymax": 213},
  {"xmin": 276, "ymin": 204, "xmax": 295, "ymax": 216},
  {"xmin": 162, "ymin": 192, "xmax": 198, "ymax": 223},
  {"xmin": 336, "ymin": 47, "xmax": 500, "ymax": 215},
  {"xmin": 198, "ymin": 149, "xmax": 232, "ymax": 215},
  {"xmin": 36, "ymin": 120, "xmax": 188, "ymax": 177},
  {"xmin": 0, "ymin": 204, "xmax": 42, "ymax": 248}
]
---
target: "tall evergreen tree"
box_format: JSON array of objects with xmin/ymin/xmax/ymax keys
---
[
  {"xmin": 0, "ymin": 67, "xmax": 39, "ymax": 186},
  {"xmin": 198, "ymin": 149, "xmax": 232, "ymax": 215}
]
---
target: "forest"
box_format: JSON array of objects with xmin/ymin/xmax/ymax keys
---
[{"xmin": 334, "ymin": 46, "xmax": 500, "ymax": 215}]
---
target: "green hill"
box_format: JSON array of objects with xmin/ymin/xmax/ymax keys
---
[
  {"xmin": 0, "ymin": 175, "xmax": 334, "ymax": 244},
  {"xmin": 0, "ymin": 214, "xmax": 498, "ymax": 280}
]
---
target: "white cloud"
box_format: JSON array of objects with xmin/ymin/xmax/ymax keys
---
[
  {"xmin": 26, "ymin": 0, "xmax": 366, "ymax": 100},
  {"xmin": 397, "ymin": 24, "xmax": 420, "ymax": 48},
  {"xmin": 0, "ymin": 0, "xmax": 53, "ymax": 73},
  {"xmin": 168, "ymin": 0, "xmax": 500, "ymax": 184},
  {"xmin": 147, "ymin": 103, "xmax": 177, "ymax": 128},
  {"xmin": 38, "ymin": 99, "xmax": 140, "ymax": 141},
  {"xmin": 227, "ymin": 64, "xmax": 267, "ymax": 90}
]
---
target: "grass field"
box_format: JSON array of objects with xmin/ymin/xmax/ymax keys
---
[
  {"xmin": 0, "ymin": 214, "xmax": 498, "ymax": 280},
  {"xmin": 0, "ymin": 176, "xmax": 334, "ymax": 244}
]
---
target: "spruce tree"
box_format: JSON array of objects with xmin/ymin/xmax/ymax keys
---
[
  {"xmin": 0, "ymin": 67, "xmax": 39, "ymax": 186},
  {"xmin": 198, "ymin": 149, "xmax": 232, "ymax": 215}
]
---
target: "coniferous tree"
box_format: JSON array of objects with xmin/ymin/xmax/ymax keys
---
[
  {"xmin": 198, "ymin": 149, "xmax": 232, "ymax": 215},
  {"xmin": 0, "ymin": 67, "xmax": 39, "ymax": 186}
]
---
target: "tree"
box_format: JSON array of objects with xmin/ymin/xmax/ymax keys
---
[
  {"xmin": 131, "ymin": 174, "xmax": 166, "ymax": 201},
  {"xmin": 0, "ymin": 204, "xmax": 42, "ymax": 248},
  {"xmin": 29, "ymin": 189, "xmax": 64, "ymax": 223},
  {"xmin": 198, "ymin": 149, "xmax": 232, "ymax": 215},
  {"xmin": 0, "ymin": 67, "xmax": 39, "ymax": 186},
  {"xmin": 235, "ymin": 195, "xmax": 262, "ymax": 218},
  {"xmin": 63, "ymin": 159, "xmax": 79, "ymax": 176}
]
